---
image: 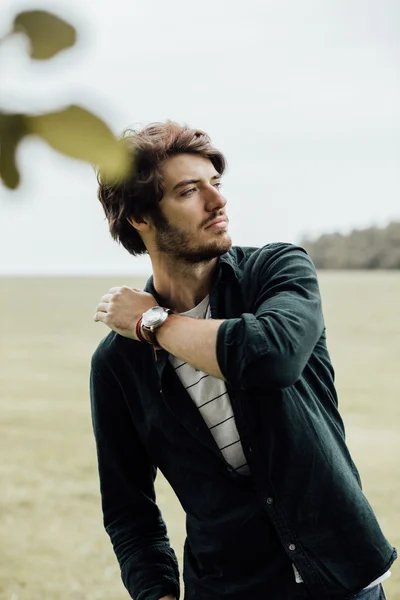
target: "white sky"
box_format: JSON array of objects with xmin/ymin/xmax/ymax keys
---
[{"xmin": 0, "ymin": 0, "xmax": 399, "ymax": 274}]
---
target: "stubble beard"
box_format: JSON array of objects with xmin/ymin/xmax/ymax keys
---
[{"xmin": 154, "ymin": 216, "xmax": 232, "ymax": 264}]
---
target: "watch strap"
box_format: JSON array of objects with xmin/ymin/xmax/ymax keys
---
[
  {"xmin": 136, "ymin": 316, "xmax": 160, "ymax": 346},
  {"xmin": 141, "ymin": 325, "xmax": 159, "ymax": 346}
]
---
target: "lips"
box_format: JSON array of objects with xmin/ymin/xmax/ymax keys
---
[{"xmin": 205, "ymin": 218, "xmax": 228, "ymax": 229}]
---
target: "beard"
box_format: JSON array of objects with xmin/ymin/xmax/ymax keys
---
[{"xmin": 152, "ymin": 212, "xmax": 232, "ymax": 264}]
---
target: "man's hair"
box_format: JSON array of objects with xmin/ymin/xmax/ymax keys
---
[{"xmin": 97, "ymin": 121, "xmax": 227, "ymax": 256}]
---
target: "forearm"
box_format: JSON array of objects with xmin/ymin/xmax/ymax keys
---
[{"xmin": 156, "ymin": 314, "xmax": 226, "ymax": 379}]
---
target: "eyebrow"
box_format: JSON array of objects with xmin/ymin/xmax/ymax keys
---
[{"xmin": 172, "ymin": 174, "xmax": 221, "ymax": 192}]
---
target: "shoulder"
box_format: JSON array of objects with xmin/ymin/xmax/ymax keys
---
[
  {"xmin": 221, "ymin": 243, "xmax": 313, "ymax": 278},
  {"xmin": 91, "ymin": 329, "xmax": 140, "ymax": 374},
  {"xmin": 91, "ymin": 330, "xmax": 117, "ymax": 368}
]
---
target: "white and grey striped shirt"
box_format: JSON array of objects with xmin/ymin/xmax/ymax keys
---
[{"xmin": 168, "ymin": 295, "xmax": 250, "ymax": 476}]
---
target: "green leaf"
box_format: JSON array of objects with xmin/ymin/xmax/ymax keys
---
[
  {"xmin": 13, "ymin": 10, "xmax": 76, "ymax": 60},
  {"xmin": 0, "ymin": 107, "xmax": 130, "ymax": 189},
  {"xmin": 0, "ymin": 113, "xmax": 29, "ymax": 189},
  {"xmin": 25, "ymin": 105, "xmax": 130, "ymax": 180}
]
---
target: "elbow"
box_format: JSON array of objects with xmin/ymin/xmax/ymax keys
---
[
  {"xmin": 217, "ymin": 313, "xmax": 323, "ymax": 392},
  {"xmin": 239, "ymin": 353, "xmax": 304, "ymax": 391}
]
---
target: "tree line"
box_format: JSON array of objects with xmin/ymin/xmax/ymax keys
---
[{"xmin": 299, "ymin": 221, "xmax": 400, "ymax": 269}]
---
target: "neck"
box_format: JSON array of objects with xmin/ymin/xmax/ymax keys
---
[{"xmin": 150, "ymin": 254, "xmax": 218, "ymax": 313}]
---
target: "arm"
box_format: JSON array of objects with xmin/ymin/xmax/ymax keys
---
[
  {"xmin": 94, "ymin": 245, "xmax": 324, "ymax": 392},
  {"xmin": 156, "ymin": 315, "xmax": 225, "ymax": 379},
  {"xmin": 216, "ymin": 245, "xmax": 324, "ymax": 390},
  {"xmin": 94, "ymin": 287, "xmax": 225, "ymax": 378},
  {"xmin": 158, "ymin": 245, "xmax": 324, "ymax": 390},
  {"xmin": 90, "ymin": 349, "xmax": 180, "ymax": 600}
]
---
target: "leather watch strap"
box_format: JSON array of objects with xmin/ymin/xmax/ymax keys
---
[{"xmin": 136, "ymin": 316, "xmax": 160, "ymax": 347}]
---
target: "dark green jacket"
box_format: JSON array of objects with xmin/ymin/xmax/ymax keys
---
[{"xmin": 90, "ymin": 243, "xmax": 396, "ymax": 600}]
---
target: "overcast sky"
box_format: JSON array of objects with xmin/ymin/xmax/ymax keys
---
[{"xmin": 0, "ymin": 0, "xmax": 399, "ymax": 274}]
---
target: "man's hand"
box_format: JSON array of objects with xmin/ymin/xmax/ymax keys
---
[
  {"xmin": 158, "ymin": 596, "xmax": 176, "ymax": 600},
  {"xmin": 94, "ymin": 286, "xmax": 224, "ymax": 378},
  {"xmin": 94, "ymin": 286, "xmax": 158, "ymax": 339}
]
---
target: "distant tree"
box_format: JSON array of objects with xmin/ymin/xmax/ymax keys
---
[
  {"xmin": 0, "ymin": 10, "xmax": 129, "ymax": 190},
  {"xmin": 300, "ymin": 222, "xmax": 400, "ymax": 269}
]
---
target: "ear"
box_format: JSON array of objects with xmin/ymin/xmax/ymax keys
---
[{"xmin": 127, "ymin": 216, "xmax": 151, "ymax": 232}]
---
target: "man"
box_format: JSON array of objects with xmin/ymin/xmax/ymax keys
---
[{"xmin": 91, "ymin": 121, "xmax": 396, "ymax": 600}]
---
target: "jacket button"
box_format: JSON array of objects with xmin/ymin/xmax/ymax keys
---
[
  {"xmin": 266, "ymin": 497, "xmax": 273, "ymax": 505},
  {"xmin": 288, "ymin": 544, "xmax": 296, "ymax": 551}
]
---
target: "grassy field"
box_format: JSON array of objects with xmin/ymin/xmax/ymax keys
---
[{"xmin": 0, "ymin": 272, "xmax": 399, "ymax": 600}]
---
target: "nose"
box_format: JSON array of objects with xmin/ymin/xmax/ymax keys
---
[{"xmin": 204, "ymin": 183, "xmax": 227, "ymax": 212}]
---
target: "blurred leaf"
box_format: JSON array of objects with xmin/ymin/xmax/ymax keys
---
[
  {"xmin": 26, "ymin": 105, "xmax": 130, "ymax": 180},
  {"xmin": 0, "ymin": 113, "xmax": 29, "ymax": 189},
  {"xmin": 0, "ymin": 106, "xmax": 130, "ymax": 189},
  {"xmin": 13, "ymin": 10, "xmax": 76, "ymax": 60}
]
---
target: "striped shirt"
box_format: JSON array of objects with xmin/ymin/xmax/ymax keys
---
[{"xmin": 168, "ymin": 295, "xmax": 250, "ymax": 476}]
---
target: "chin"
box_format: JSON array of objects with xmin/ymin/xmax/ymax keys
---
[
  {"xmin": 221, "ymin": 235, "xmax": 233, "ymax": 253},
  {"xmin": 207, "ymin": 230, "xmax": 231, "ymax": 250},
  {"xmin": 205, "ymin": 235, "xmax": 233, "ymax": 259},
  {"xmin": 180, "ymin": 237, "xmax": 232, "ymax": 263}
]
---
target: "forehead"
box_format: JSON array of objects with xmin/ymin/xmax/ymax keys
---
[{"xmin": 161, "ymin": 154, "xmax": 219, "ymax": 190}]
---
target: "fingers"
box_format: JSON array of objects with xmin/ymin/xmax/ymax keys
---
[
  {"xmin": 98, "ymin": 290, "xmax": 125, "ymax": 306},
  {"xmin": 94, "ymin": 289, "xmax": 124, "ymax": 324},
  {"xmin": 94, "ymin": 302, "xmax": 108, "ymax": 322},
  {"xmin": 108, "ymin": 286, "xmax": 136, "ymax": 293},
  {"xmin": 96, "ymin": 302, "xmax": 108, "ymax": 313},
  {"xmin": 100, "ymin": 293, "xmax": 113, "ymax": 303},
  {"xmin": 99, "ymin": 289, "xmax": 131, "ymax": 304},
  {"xmin": 108, "ymin": 286, "xmax": 143, "ymax": 294},
  {"xmin": 93, "ymin": 286, "xmax": 147, "ymax": 326},
  {"xmin": 94, "ymin": 311, "xmax": 106, "ymax": 322}
]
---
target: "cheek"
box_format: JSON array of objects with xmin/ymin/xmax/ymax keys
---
[
  {"xmin": 161, "ymin": 197, "xmax": 205, "ymax": 232},
  {"xmin": 172, "ymin": 209, "xmax": 202, "ymax": 231}
]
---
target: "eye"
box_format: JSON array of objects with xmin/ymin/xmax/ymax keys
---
[
  {"xmin": 181, "ymin": 188, "xmax": 196, "ymax": 197},
  {"xmin": 214, "ymin": 181, "xmax": 222, "ymax": 189}
]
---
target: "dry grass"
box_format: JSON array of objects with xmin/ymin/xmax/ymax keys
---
[{"xmin": 0, "ymin": 272, "xmax": 398, "ymax": 600}]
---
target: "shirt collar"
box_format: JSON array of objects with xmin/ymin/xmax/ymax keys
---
[{"xmin": 143, "ymin": 248, "xmax": 239, "ymax": 304}]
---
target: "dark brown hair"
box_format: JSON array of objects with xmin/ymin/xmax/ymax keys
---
[{"xmin": 97, "ymin": 121, "xmax": 227, "ymax": 256}]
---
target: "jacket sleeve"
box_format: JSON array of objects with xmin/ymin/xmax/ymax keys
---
[
  {"xmin": 216, "ymin": 244, "xmax": 325, "ymax": 391},
  {"xmin": 90, "ymin": 350, "xmax": 180, "ymax": 600}
]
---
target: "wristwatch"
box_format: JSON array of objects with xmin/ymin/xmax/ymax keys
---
[{"xmin": 141, "ymin": 306, "xmax": 172, "ymax": 337}]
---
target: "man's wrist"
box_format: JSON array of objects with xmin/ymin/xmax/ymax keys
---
[{"xmin": 140, "ymin": 306, "xmax": 173, "ymax": 347}]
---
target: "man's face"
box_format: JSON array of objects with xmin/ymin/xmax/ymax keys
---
[{"xmin": 152, "ymin": 153, "xmax": 232, "ymax": 263}]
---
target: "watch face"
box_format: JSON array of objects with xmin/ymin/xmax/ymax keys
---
[{"xmin": 144, "ymin": 306, "xmax": 164, "ymax": 326}]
